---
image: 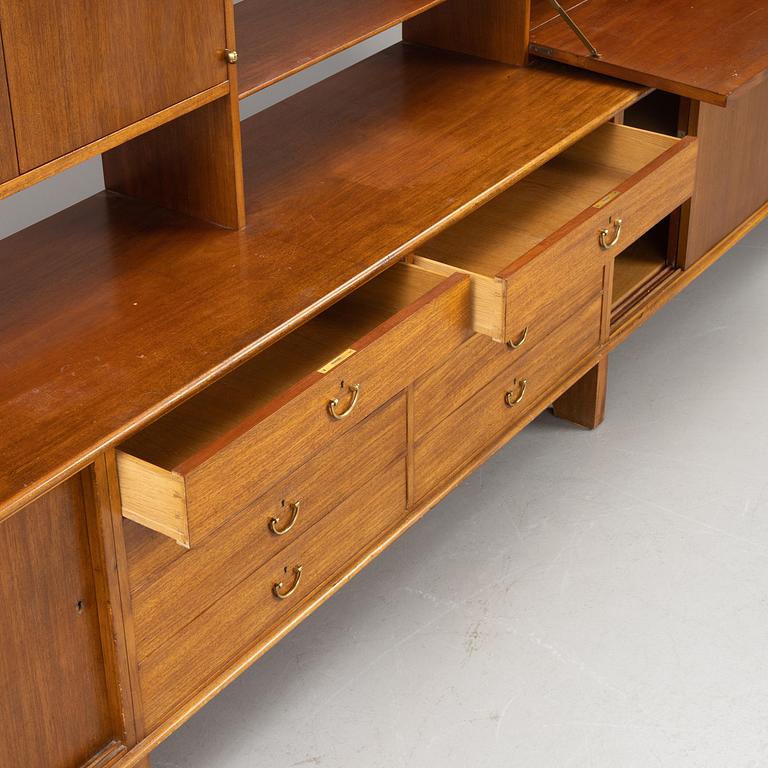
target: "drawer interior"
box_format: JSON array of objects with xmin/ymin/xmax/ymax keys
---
[
  {"xmin": 413, "ymin": 121, "xmax": 680, "ymax": 334},
  {"xmin": 120, "ymin": 263, "xmax": 445, "ymax": 471}
]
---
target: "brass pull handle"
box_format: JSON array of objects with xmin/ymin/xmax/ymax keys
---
[
  {"xmin": 507, "ymin": 326, "xmax": 529, "ymax": 350},
  {"xmin": 224, "ymin": 49, "xmax": 239, "ymax": 64},
  {"xmin": 328, "ymin": 383, "xmax": 360, "ymax": 421},
  {"xmin": 505, "ymin": 379, "xmax": 528, "ymax": 407},
  {"xmin": 599, "ymin": 218, "xmax": 622, "ymax": 250},
  {"xmin": 269, "ymin": 501, "xmax": 301, "ymax": 536},
  {"xmin": 273, "ymin": 565, "xmax": 303, "ymax": 600}
]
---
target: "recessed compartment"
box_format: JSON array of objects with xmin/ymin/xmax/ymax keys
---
[
  {"xmin": 611, "ymin": 216, "xmax": 679, "ymax": 328},
  {"xmin": 412, "ymin": 121, "xmax": 697, "ymax": 347},
  {"xmin": 116, "ymin": 264, "xmax": 470, "ymax": 548}
]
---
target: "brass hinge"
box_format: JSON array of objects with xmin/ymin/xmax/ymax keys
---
[{"xmin": 544, "ymin": 0, "xmax": 601, "ymax": 59}]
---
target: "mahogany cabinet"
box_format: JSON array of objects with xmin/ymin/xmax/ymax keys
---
[
  {"xmin": 0, "ymin": 0, "xmax": 229, "ymax": 172},
  {"xmin": 0, "ymin": 2, "xmax": 767, "ymax": 767}
]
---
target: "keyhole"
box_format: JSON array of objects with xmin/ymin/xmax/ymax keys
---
[{"xmin": 75, "ymin": 599, "xmax": 85, "ymax": 614}]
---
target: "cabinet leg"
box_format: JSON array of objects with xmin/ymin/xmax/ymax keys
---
[{"xmin": 553, "ymin": 358, "xmax": 608, "ymax": 429}]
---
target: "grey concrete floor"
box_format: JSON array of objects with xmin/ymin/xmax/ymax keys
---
[{"xmin": 154, "ymin": 220, "xmax": 768, "ymax": 768}]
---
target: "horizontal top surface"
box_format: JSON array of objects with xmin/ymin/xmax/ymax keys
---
[
  {"xmin": 235, "ymin": 0, "xmax": 446, "ymax": 98},
  {"xmin": 529, "ymin": 0, "xmax": 768, "ymax": 106},
  {"xmin": 0, "ymin": 44, "xmax": 645, "ymax": 518}
]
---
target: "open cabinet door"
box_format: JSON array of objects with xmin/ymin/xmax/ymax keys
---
[{"xmin": 529, "ymin": 0, "xmax": 768, "ymax": 106}]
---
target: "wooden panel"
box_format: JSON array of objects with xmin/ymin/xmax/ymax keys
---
[
  {"xmin": 552, "ymin": 357, "xmax": 608, "ymax": 429},
  {"xmin": 0, "ymin": 0, "xmax": 227, "ymax": 171},
  {"xmin": 132, "ymin": 396, "xmax": 405, "ymax": 662},
  {"xmin": 404, "ymin": 0, "xmax": 530, "ymax": 66},
  {"xmin": 0, "ymin": 46, "xmax": 645, "ymax": 522},
  {"xmin": 236, "ymin": 0, "xmax": 447, "ymax": 98},
  {"xmin": 118, "ymin": 266, "xmax": 468, "ymax": 545},
  {"xmin": 0, "ymin": 31, "xmax": 17, "ymax": 183},
  {"xmin": 0, "ymin": 477, "xmax": 115, "ymax": 768},
  {"xmin": 529, "ymin": 0, "xmax": 768, "ymax": 106},
  {"xmin": 140, "ymin": 457, "xmax": 407, "ymax": 730},
  {"xmin": 414, "ymin": 297, "xmax": 602, "ymax": 500},
  {"xmin": 684, "ymin": 77, "xmax": 768, "ymax": 266},
  {"xmin": 103, "ymin": 93, "xmax": 245, "ymax": 230}
]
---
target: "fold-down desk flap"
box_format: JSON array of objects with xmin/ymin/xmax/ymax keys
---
[{"xmin": 529, "ymin": 0, "xmax": 768, "ymax": 106}]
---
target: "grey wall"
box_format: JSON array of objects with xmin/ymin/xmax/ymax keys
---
[{"xmin": 0, "ymin": 24, "xmax": 401, "ymax": 239}]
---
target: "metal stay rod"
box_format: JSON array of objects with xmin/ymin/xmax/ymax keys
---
[{"xmin": 545, "ymin": 0, "xmax": 601, "ymax": 58}]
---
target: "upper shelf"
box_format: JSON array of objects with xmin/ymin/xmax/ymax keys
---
[
  {"xmin": 235, "ymin": 0, "xmax": 446, "ymax": 99},
  {"xmin": 0, "ymin": 43, "xmax": 645, "ymax": 520},
  {"xmin": 529, "ymin": 0, "xmax": 768, "ymax": 106}
]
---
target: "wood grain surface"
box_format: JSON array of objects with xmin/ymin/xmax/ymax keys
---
[
  {"xmin": 529, "ymin": 0, "xmax": 768, "ymax": 105},
  {"xmin": 0, "ymin": 45, "xmax": 644, "ymax": 521}
]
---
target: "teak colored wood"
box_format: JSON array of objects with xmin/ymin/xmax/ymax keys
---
[
  {"xmin": 552, "ymin": 357, "xmax": 608, "ymax": 429},
  {"xmin": 117, "ymin": 265, "xmax": 468, "ymax": 546},
  {"xmin": 684, "ymin": 76, "xmax": 768, "ymax": 266},
  {"xmin": 0, "ymin": 4, "xmax": 767, "ymax": 767},
  {"xmin": 403, "ymin": 0, "xmax": 531, "ymax": 66},
  {"xmin": 414, "ymin": 122, "xmax": 696, "ymax": 344},
  {"xmin": 0, "ymin": 0, "xmax": 228, "ymax": 171},
  {"xmin": 129, "ymin": 396, "xmax": 406, "ymax": 663},
  {"xmin": 0, "ymin": 45, "xmax": 645, "ymax": 521},
  {"xmin": 0, "ymin": 475, "xmax": 116, "ymax": 768},
  {"xmin": 139, "ymin": 458, "xmax": 407, "ymax": 729},
  {"xmin": 236, "ymin": 0, "xmax": 447, "ymax": 98},
  {"xmin": 529, "ymin": 0, "xmax": 768, "ymax": 106},
  {"xmin": 0, "ymin": 34, "xmax": 16, "ymax": 183}
]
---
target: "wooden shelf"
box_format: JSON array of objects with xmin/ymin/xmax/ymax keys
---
[
  {"xmin": 235, "ymin": 0, "xmax": 446, "ymax": 99},
  {"xmin": 0, "ymin": 43, "xmax": 645, "ymax": 519}
]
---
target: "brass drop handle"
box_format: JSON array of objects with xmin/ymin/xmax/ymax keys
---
[
  {"xmin": 269, "ymin": 501, "xmax": 301, "ymax": 536},
  {"xmin": 273, "ymin": 565, "xmax": 303, "ymax": 600},
  {"xmin": 505, "ymin": 379, "xmax": 528, "ymax": 407},
  {"xmin": 507, "ymin": 326, "xmax": 529, "ymax": 350},
  {"xmin": 224, "ymin": 49, "xmax": 239, "ymax": 64},
  {"xmin": 328, "ymin": 383, "xmax": 360, "ymax": 421},
  {"xmin": 599, "ymin": 218, "xmax": 623, "ymax": 250}
]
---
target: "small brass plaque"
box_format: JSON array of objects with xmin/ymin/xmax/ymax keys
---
[
  {"xmin": 593, "ymin": 190, "xmax": 620, "ymax": 210},
  {"xmin": 318, "ymin": 348, "xmax": 356, "ymax": 374}
]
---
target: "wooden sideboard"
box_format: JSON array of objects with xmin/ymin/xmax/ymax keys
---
[{"xmin": 1, "ymin": 2, "xmax": 766, "ymax": 766}]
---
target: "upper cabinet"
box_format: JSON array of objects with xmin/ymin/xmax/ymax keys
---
[
  {"xmin": 529, "ymin": 0, "xmax": 768, "ymax": 106},
  {"xmin": 0, "ymin": 0, "xmax": 229, "ymax": 172},
  {"xmin": 0, "ymin": 31, "xmax": 17, "ymax": 183}
]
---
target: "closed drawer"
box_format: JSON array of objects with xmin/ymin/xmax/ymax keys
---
[
  {"xmin": 414, "ymin": 296, "xmax": 602, "ymax": 502},
  {"xmin": 413, "ymin": 122, "xmax": 697, "ymax": 346},
  {"xmin": 140, "ymin": 455, "xmax": 407, "ymax": 729},
  {"xmin": 131, "ymin": 394, "xmax": 405, "ymax": 660},
  {"xmin": 117, "ymin": 264, "xmax": 469, "ymax": 547}
]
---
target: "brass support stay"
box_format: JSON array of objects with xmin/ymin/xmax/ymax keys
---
[{"xmin": 544, "ymin": 0, "xmax": 601, "ymax": 58}]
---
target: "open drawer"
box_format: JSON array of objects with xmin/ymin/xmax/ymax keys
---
[
  {"xmin": 116, "ymin": 264, "xmax": 470, "ymax": 547},
  {"xmin": 529, "ymin": 0, "xmax": 768, "ymax": 107},
  {"xmin": 412, "ymin": 121, "xmax": 697, "ymax": 347}
]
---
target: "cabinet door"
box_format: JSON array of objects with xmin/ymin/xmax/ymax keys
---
[
  {"xmin": 0, "ymin": 30, "xmax": 17, "ymax": 183},
  {"xmin": 0, "ymin": 477, "xmax": 118, "ymax": 768},
  {"xmin": 0, "ymin": 0, "xmax": 228, "ymax": 172}
]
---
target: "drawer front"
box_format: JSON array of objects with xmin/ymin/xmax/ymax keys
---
[
  {"xmin": 414, "ymin": 297, "xmax": 602, "ymax": 501},
  {"xmin": 501, "ymin": 132, "xmax": 698, "ymax": 346},
  {"xmin": 132, "ymin": 395, "xmax": 406, "ymax": 659},
  {"xmin": 184, "ymin": 272, "xmax": 469, "ymax": 541},
  {"xmin": 140, "ymin": 456, "xmax": 407, "ymax": 730}
]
